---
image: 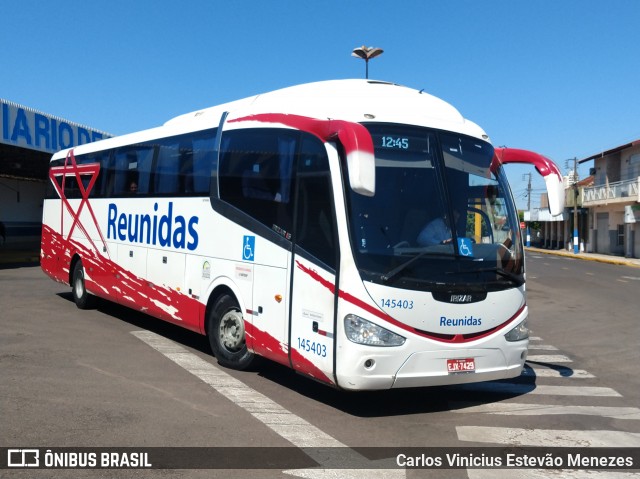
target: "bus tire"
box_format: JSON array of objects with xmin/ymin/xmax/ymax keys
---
[
  {"xmin": 207, "ymin": 294, "xmax": 254, "ymax": 370},
  {"xmin": 71, "ymin": 260, "xmax": 97, "ymax": 310}
]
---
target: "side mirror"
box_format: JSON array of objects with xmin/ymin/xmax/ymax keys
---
[
  {"xmin": 493, "ymin": 147, "xmax": 565, "ymax": 216},
  {"xmin": 332, "ymin": 121, "xmax": 375, "ymax": 196}
]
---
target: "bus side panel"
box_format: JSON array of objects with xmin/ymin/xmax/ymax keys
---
[
  {"xmin": 146, "ymin": 248, "xmax": 201, "ymax": 330},
  {"xmin": 41, "ymin": 199, "xmax": 68, "ymax": 284},
  {"xmin": 87, "ymin": 239, "xmax": 118, "ymax": 299},
  {"xmin": 250, "ymin": 262, "xmax": 290, "ymax": 367},
  {"xmin": 115, "ymin": 243, "xmax": 148, "ymax": 307}
]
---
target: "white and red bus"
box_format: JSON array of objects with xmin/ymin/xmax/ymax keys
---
[{"xmin": 41, "ymin": 80, "xmax": 564, "ymax": 390}]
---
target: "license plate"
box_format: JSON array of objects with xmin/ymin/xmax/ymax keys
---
[{"xmin": 447, "ymin": 358, "xmax": 475, "ymax": 373}]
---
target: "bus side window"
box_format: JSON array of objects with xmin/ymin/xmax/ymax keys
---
[
  {"xmin": 192, "ymin": 133, "xmax": 215, "ymax": 194},
  {"xmin": 135, "ymin": 147, "xmax": 153, "ymax": 195},
  {"xmin": 155, "ymin": 141, "xmax": 180, "ymax": 194},
  {"xmin": 219, "ymin": 128, "xmax": 295, "ymax": 237},
  {"xmin": 178, "ymin": 143, "xmax": 194, "ymax": 193},
  {"xmin": 295, "ymin": 136, "xmax": 336, "ymax": 269},
  {"xmin": 112, "ymin": 146, "xmax": 153, "ymax": 196},
  {"xmin": 113, "ymin": 150, "xmax": 133, "ymax": 195},
  {"xmin": 92, "ymin": 151, "xmax": 111, "ymax": 198}
]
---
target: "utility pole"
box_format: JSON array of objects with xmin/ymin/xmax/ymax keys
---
[
  {"xmin": 523, "ymin": 173, "xmax": 532, "ymax": 212},
  {"xmin": 572, "ymin": 157, "xmax": 579, "ymax": 254},
  {"xmin": 523, "ymin": 173, "xmax": 532, "ymax": 246},
  {"xmin": 565, "ymin": 157, "xmax": 579, "ymax": 254}
]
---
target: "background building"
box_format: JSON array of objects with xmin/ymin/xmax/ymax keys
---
[
  {"xmin": 524, "ymin": 139, "xmax": 640, "ymax": 259},
  {"xmin": 0, "ymin": 99, "xmax": 110, "ymax": 262},
  {"xmin": 580, "ymin": 139, "xmax": 640, "ymax": 258}
]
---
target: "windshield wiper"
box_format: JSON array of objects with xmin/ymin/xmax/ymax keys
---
[
  {"xmin": 446, "ymin": 267, "xmax": 524, "ymax": 286},
  {"xmin": 381, "ymin": 251, "xmax": 453, "ymax": 283}
]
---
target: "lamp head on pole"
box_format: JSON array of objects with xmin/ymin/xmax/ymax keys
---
[{"xmin": 352, "ymin": 45, "xmax": 383, "ymax": 79}]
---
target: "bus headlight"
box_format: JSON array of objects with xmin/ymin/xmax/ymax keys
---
[
  {"xmin": 504, "ymin": 318, "xmax": 529, "ymax": 342},
  {"xmin": 344, "ymin": 314, "xmax": 405, "ymax": 346}
]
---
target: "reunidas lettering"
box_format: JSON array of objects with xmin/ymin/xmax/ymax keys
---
[
  {"xmin": 107, "ymin": 202, "xmax": 199, "ymax": 251},
  {"xmin": 440, "ymin": 315, "xmax": 482, "ymax": 327}
]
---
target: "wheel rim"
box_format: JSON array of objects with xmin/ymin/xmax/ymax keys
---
[
  {"xmin": 74, "ymin": 269, "xmax": 85, "ymax": 298},
  {"xmin": 218, "ymin": 309, "xmax": 245, "ymax": 352}
]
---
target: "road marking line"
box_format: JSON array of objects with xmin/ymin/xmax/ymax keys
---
[
  {"xmin": 451, "ymin": 402, "xmax": 640, "ymax": 420},
  {"xmin": 468, "ymin": 469, "xmax": 640, "ymax": 479},
  {"xmin": 528, "ymin": 336, "xmax": 543, "ymax": 341},
  {"xmin": 456, "ymin": 426, "xmax": 640, "ymax": 447},
  {"xmin": 527, "ymin": 344, "xmax": 558, "ymax": 351},
  {"xmin": 132, "ymin": 330, "xmax": 403, "ymax": 477},
  {"xmin": 449, "ymin": 383, "xmax": 621, "ymax": 397},
  {"xmin": 526, "ymin": 354, "xmax": 573, "ymax": 363},
  {"xmin": 132, "ymin": 330, "xmax": 343, "ymax": 448}
]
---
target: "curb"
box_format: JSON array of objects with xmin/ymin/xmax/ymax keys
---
[{"xmin": 525, "ymin": 247, "xmax": 640, "ymax": 268}]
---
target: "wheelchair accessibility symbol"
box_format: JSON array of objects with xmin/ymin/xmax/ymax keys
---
[
  {"xmin": 457, "ymin": 237, "xmax": 474, "ymax": 257},
  {"xmin": 243, "ymin": 235, "xmax": 255, "ymax": 261}
]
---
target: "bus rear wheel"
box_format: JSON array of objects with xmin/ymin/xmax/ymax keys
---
[
  {"xmin": 207, "ymin": 294, "xmax": 254, "ymax": 370},
  {"xmin": 71, "ymin": 260, "xmax": 97, "ymax": 310}
]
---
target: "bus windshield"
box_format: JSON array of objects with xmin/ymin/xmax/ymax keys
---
[{"xmin": 346, "ymin": 123, "xmax": 523, "ymax": 292}]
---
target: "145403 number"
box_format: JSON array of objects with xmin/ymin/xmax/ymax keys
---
[
  {"xmin": 380, "ymin": 298, "xmax": 414, "ymax": 309},
  {"xmin": 297, "ymin": 338, "xmax": 327, "ymax": 357}
]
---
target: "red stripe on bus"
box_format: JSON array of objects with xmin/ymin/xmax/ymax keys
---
[{"xmin": 295, "ymin": 260, "xmax": 524, "ymax": 344}]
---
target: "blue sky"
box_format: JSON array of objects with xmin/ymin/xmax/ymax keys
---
[{"xmin": 3, "ymin": 0, "xmax": 639, "ymax": 209}]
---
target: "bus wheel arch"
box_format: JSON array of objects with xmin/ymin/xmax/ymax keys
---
[
  {"xmin": 205, "ymin": 287, "xmax": 255, "ymax": 371},
  {"xmin": 70, "ymin": 256, "xmax": 98, "ymax": 310}
]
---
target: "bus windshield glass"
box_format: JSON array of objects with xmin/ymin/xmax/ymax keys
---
[{"xmin": 346, "ymin": 123, "xmax": 523, "ymax": 292}]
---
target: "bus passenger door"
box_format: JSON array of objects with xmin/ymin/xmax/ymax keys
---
[
  {"xmin": 251, "ymin": 260, "xmax": 290, "ymax": 368},
  {"xmin": 288, "ymin": 139, "xmax": 339, "ymax": 385}
]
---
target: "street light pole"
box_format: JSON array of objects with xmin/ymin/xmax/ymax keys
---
[{"xmin": 351, "ymin": 46, "xmax": 384, "ymax": 79}]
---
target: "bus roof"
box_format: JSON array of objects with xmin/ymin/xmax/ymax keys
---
[
  {"xmin": 51, "ymin": 79, "xmax": 489, "ymax": 161},
  {"xmin": 165, "ymin": 79, "xmax": 489, "ymax": 141}
]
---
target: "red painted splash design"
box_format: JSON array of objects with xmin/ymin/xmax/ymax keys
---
[
  {"xmin": 229, "ymin": 113, "xmax": 374, "ymax": 159},
  {"xmin": 42, "ymin": 224, "xmax": 204, "ymax": 333},
  {"xmin": 42, "ymin": 221, "xmax": 332, "ymax": 384},
  {"xmin": 295, "ymin": 260, "xmax": 521, "ymax": 344},
  {"xmin": 245, "ymin": 322, "xmax": 333, "ymax": 385},
  {"xmin": 492, "ymin": 147, "xmax": 562, "ymax": 181}
]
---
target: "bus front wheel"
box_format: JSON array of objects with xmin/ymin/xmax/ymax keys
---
[
  {"xmin": 71, "ymin": 260, "xmax": 97, "ymax": 310},
  {"xmin": 207, "ymin": 294, "xmax": 254, "ymax": 370}
]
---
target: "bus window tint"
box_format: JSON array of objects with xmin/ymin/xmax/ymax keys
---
[
  {"xmin": 219, "ymin": 128, "xmax": 295, "ymax": 237},
  {"xmin": 155, "ymin": 140, "xmax": 180, "ymax": 194},
  {"xmin": 294, "ymin": 136, "xmax": 336, "ymax": 269},
  {"xmin": 112, "ymin": 146, "xmax": 154, "ymax": 195},
  {"xmin": 192, "ymin": 135, "xmax": 215, "ymax": 193},
  {"xmin": 81, "ymin": 129, "xmax": 216, "ymax": 198}
]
